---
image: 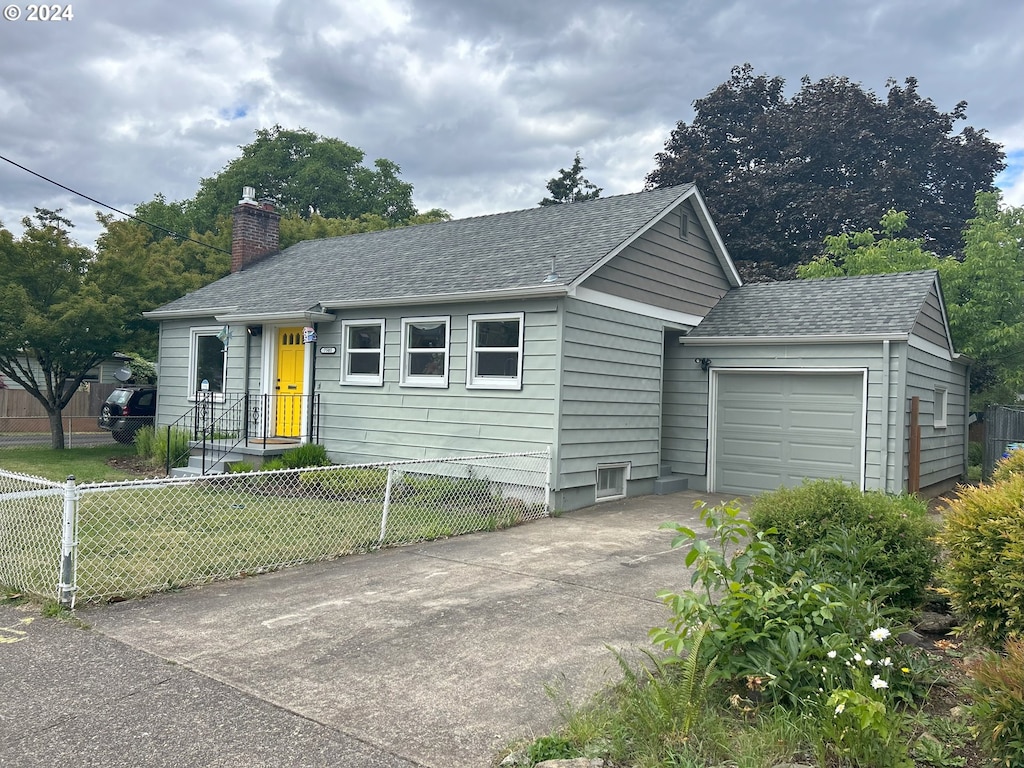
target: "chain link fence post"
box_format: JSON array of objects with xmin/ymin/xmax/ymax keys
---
[{"xmin": 58, "ymin": 475, "xmax": 78, "ymax": 609}]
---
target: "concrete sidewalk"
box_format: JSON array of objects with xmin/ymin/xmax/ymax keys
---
[{"xmin": 5, "ymin": 490, "xmax": 732, "ymax": 767}]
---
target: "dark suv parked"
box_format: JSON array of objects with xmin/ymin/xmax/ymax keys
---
[{"xmin": 98, "ymin": 387, "xmax": 157, "ymax": 443}]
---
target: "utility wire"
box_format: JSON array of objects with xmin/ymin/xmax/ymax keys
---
[{"xmin": 0, "ymin": 153, "xmax": 232, "ymax": 254}]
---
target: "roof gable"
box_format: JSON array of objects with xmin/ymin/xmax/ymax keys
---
[{"xmin": 148, "ymin": 185, "xmax": 740, "ymax": 319}]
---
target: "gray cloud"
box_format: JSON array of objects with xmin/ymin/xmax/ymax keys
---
[{"xmin": 1, "ymin": 0, "xmax": 1021, "ymax": 249}]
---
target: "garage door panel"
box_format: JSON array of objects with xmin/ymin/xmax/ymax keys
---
[{"xmin": 714, "ymin": 372, "xmax": 863, "ymax": 494}]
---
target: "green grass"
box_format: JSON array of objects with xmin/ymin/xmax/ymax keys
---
[
  {"xmin": 0, "ymin": 444, "xmax": 144, "ymax": 483},
  {"xmin": 1, "ymin": 475, "xmax": 540, "ymax": 602}
]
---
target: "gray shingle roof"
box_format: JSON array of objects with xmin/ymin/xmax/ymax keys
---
[
  {"xmin": 688, "ymin": 270, "xmax": 941, "ymax": 338},
  {"xmin": 153, "ymin": 184, "xmax": 695, "ymax": 316}
]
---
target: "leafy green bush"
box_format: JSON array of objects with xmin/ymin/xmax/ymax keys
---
[
  {"xmin": 299, "ymin": 466, "xmax": 387, "ymax": 496},
  {"xmin": 152, "ymin": 427, "xmax": 191, "ymax": 469},
  {"xmin": 991, "ymin": 447, "xmax": 1024, "ymax": 484},
  {"xmin": 404, "ymin": 474, "xmax": 490, "ymax": 505},
  {"xmin": 967, "ymin": 638, "xmax": 1024, "ymax": 768},
  {"xmin": 134, "ymin": 426, "xmax": 156, "ymax": 459},
  {"xmin": 937, "ymin": 473, "xmax": 1024, "ymax": 645},
  {"xmin": 968, "ymin": 441, "xmax": 983, "ymax": 467},
  {"xmin": 750, "ymin": 480, "xmax": 938, "ymax": 609},
  {"xmin": 260, "ymin": 457, "xmax": 287, "ymax": 472},
  {"xmin": 226, "ymin": 461, "xmax": 254, "ymax": 474},
  {"xmin": 651, "ymin": 500, "xmax": 920, "ymax": 708},
  {"xmin": 277, "ymin": 443, "xmax": 331, "ymax": 469}
]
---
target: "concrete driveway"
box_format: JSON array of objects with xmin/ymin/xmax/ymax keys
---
[{"xmin": 69, "ymin": 490, "xmax": 730, "ymax": 767}]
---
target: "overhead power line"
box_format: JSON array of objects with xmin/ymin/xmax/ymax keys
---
[{"xmin": 0, "ymin": 153, "xmax": 231, "ymax": 254}]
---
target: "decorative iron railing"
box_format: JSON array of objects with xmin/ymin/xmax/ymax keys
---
[{"xmin": 164, "ymin": 392, "xmax": 321, "ymax": 475}]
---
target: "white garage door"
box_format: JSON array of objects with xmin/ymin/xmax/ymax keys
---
[{"xmin": 712, "ymin": 371, "xmax": 865, "ymax": 495}]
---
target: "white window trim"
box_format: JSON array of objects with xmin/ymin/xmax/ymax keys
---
[
  {"xmin": 466, "ymin": 312, "xmax": 525, "ymax": 390},
  {"xmin": 400, "ymin": 315, "xmax": 451, "ymax": 388},
  {"xmin": 596, "ymin": 462, "xmax": 630, "ymax": 502},
  {"xmin": 187, "ymin": 326, "xmax": 227, "ymax": 402},
  {"xmin": 341, "ymin": 319, "xmax": 385, "ymax": 386},
  {"xmin": 934, "ymin": 387, "xmax": 948, "ymax": 429}
]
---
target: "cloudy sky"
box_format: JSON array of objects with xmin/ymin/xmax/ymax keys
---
[{"xmin": 1, "ymin": 0, "xmax": 1022, "ymax": 249}]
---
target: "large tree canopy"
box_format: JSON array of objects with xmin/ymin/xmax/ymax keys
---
[
  {"xmin": 0, "ymin": 210, "xmax": 126, "ymax": 448},
  {"xmin": 648, "ymin": 64, "xmax": 1005, "ymax": 280},
  {"xmin": 800, "ymin": 193, "xmax": 1024, "ymax": 408},
  {"xmin": 181, "ymin": 126, "xmax": 420, "ymax": 234}
]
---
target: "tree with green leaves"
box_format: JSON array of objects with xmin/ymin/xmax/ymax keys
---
[
  {"xmin": 648, "ymin": 64, "xmax": 1005, "ymax": 280},
  {"xmin": 0, "ymin": 210, "xmax": 127, "ymax": 448},
  {"xmin": 799, "ymin": 193, "xmax": 1024, "ymax": 407},
  {"xmin": 539, "ymin": 152, "xmax": 602, "ymax": 206},
  {"xmin": 182, "ymin": 126, "xmax": 419, "ymax": 234}
]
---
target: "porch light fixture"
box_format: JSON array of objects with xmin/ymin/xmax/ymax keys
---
[{"xmin": 695, "ymin": 357, "xmax": 712, "ymax": 372}]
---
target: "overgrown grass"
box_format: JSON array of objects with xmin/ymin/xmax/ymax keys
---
[{"xmin": 0, "ymin": 444, "xmax": 141, "ymax": 483}]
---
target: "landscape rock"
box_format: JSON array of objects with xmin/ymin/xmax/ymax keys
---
[
  {"xmin": 534, "ymin": 759, "xmax": 604, "ymax": 768},
  {"xmin": 916, "ymin": 610, "xmax": 957, "ymax": 635}
]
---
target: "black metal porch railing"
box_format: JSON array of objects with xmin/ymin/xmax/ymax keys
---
[{"xmin": 164, "ymin": 392, "xmax": 321, "ymax": 475}]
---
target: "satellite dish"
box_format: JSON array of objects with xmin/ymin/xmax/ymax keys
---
[{"xmin": 113, "ymin": 367, "xmax": 133, "ymax": 383}]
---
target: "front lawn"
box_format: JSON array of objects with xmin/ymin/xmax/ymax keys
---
[{"xmin": 0, "ymin": 444, "xmax": 148, "ymax": 483}]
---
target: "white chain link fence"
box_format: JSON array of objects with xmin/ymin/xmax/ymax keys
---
[{"xmin": 0, "ymin": 451, "xmax": 550, "ymax": 607}]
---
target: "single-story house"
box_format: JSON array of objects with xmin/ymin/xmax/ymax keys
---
[{"xmin": 145, "ymin": 185, "xmax": 968, "ymax": 510}]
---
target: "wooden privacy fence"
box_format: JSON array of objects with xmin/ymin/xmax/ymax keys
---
[
  {"xmin": 982, "ymin": 404, "xmax": 1024, "ymax": 479},
  {"xmin": 0, "ymin": 383, "xmax": 118, "ymax": 432}
]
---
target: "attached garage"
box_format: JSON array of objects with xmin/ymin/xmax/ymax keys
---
[
  {"xmin": 710, "ymin": 369, "xmax": 866, "ymax": 495},
  {"xmin": 660, "ymin": 271, "xmax": 971, "ymax": 497}
]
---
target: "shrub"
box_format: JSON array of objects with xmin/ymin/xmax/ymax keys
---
[
  {"xmin": 966, "ymin": 638, "xmax": 1024, "ymax": 768},
  {"xmin": 937, "ymin": 473, "xmax": 1024, "ymax": 645},
  {"xmin": 227, "ymin": 461, "xmax": 254, "ymax": 474},
  {"xmin": 277, "ymin": 443, "xmax": 331, "ymax": 469},
  {"xmin": 651, "ymin": 500, "xmax": 919, "ymax": 708},
  {"xmin": 968, "ymin": 441, "xmax": 983, "ymax": 467},
  {"xmin": 749, "ymin": 479, "xmax": 938, "ymax": 609},
  {"xmin": 151, "ymin": 427, "xmax": 191, "ymax": 469},
  {"xmin": 134, "ymin": 426, "xmax": 156, "ymax": 459},
  {"xmin": 991, "ymin": 447, "xmax": 1024, "ymax": 484},
  {"xmin": 299, "ymin": 466, "xmax": 387, "ymax": 496}
]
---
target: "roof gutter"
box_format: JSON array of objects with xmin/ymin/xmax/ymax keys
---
[
  {"xmin": 143, "ymin": 306, "xmax": 239, "ymax": 320},
  {"xmin": 682, "ymin": 333, "xmax": 912, "ymax": 346},
  {"xmin": 319, "ymin": 284, "xmax": 570, "ymax": 310},
  {"xmin": 215, "ymin": 310, "xmax": 336, "ymax": 324}
]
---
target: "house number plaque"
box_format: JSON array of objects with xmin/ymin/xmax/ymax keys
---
[{"xmin": 319, "ymin": 346, "xmax": 337, "ymax": 355}]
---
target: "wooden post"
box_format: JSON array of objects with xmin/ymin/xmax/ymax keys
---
[{"xmin": 908, "ymin": 396, "xmax": 921, "ymax": 493}]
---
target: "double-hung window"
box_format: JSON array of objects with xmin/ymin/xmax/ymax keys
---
[
  {"xmin": 400, "ymin": 316, "xmax": 450, "ymax": 387},
  {"xmin": 467, "ymin": 313, "xmax": 524, "ymax": 390},
  {"xmin": 341, "ymin": 319, "xmax": 385, "ymax": 385},
  {"xmin": 188, "ymin": 326, "xmax": 227, "ymax": 400}
]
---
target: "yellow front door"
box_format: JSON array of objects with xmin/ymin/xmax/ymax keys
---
[{"xmin": 275, "ymin": 327, "xmax": 305, "ymax": 437}]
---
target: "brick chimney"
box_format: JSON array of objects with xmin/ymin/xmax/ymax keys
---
[{"xmin": 231, "ymin": 186, "xmax": 281, "ymax": 272}]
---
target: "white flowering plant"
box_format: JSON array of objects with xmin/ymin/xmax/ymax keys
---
[{"xmin": 817, "ymin": 628, "xmax": 913, "ymax": 767}]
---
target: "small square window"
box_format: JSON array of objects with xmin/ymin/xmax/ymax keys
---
[
  {"xmin": 934, "ymin": 387, "xmax": 948, "ymax": 429},
  {"xmin": 400, "ymin": 316, "xmax": 450, "ymax": 387},
  {"xmin": 341, "ymin": 319, "xmax": 384, "ymax": 386},
  {"xmin": 467, "ymin": 313, "xmax": 524, "ymax": 390},
  {"xmin": 596, "ymin": 462, "xmax": 630, "ymax": 501}
]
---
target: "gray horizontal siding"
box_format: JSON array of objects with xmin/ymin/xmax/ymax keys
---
[
  {"xmin": 906, "ymin": 341, "xmax": 967, "ymax": 488},
  {"xmin": 557, "ymin": 298, "xmax": 665, "ymax": 494},
  {"xmin": 314, "ymin": 299, "xmax": 559, "ymax": 464},
  {"xmin": 912, "ymin": 285, "xmax": 950, "ymax": 350},
  {"xmin": 155, "ymin": 317, "xmax": 248, "ymax": 427},
  {"xmin": 580, "ymin": 201, "xmax": 731, "ymax": 317}
]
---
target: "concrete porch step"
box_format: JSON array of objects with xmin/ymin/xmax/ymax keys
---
[
  {"xmin": 654, "ymin": 474, "xmax": 689, "ymax": 495},
  {"xmin": 170, "ymin": 451, "xmax": 244, "ymax": 478}
]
